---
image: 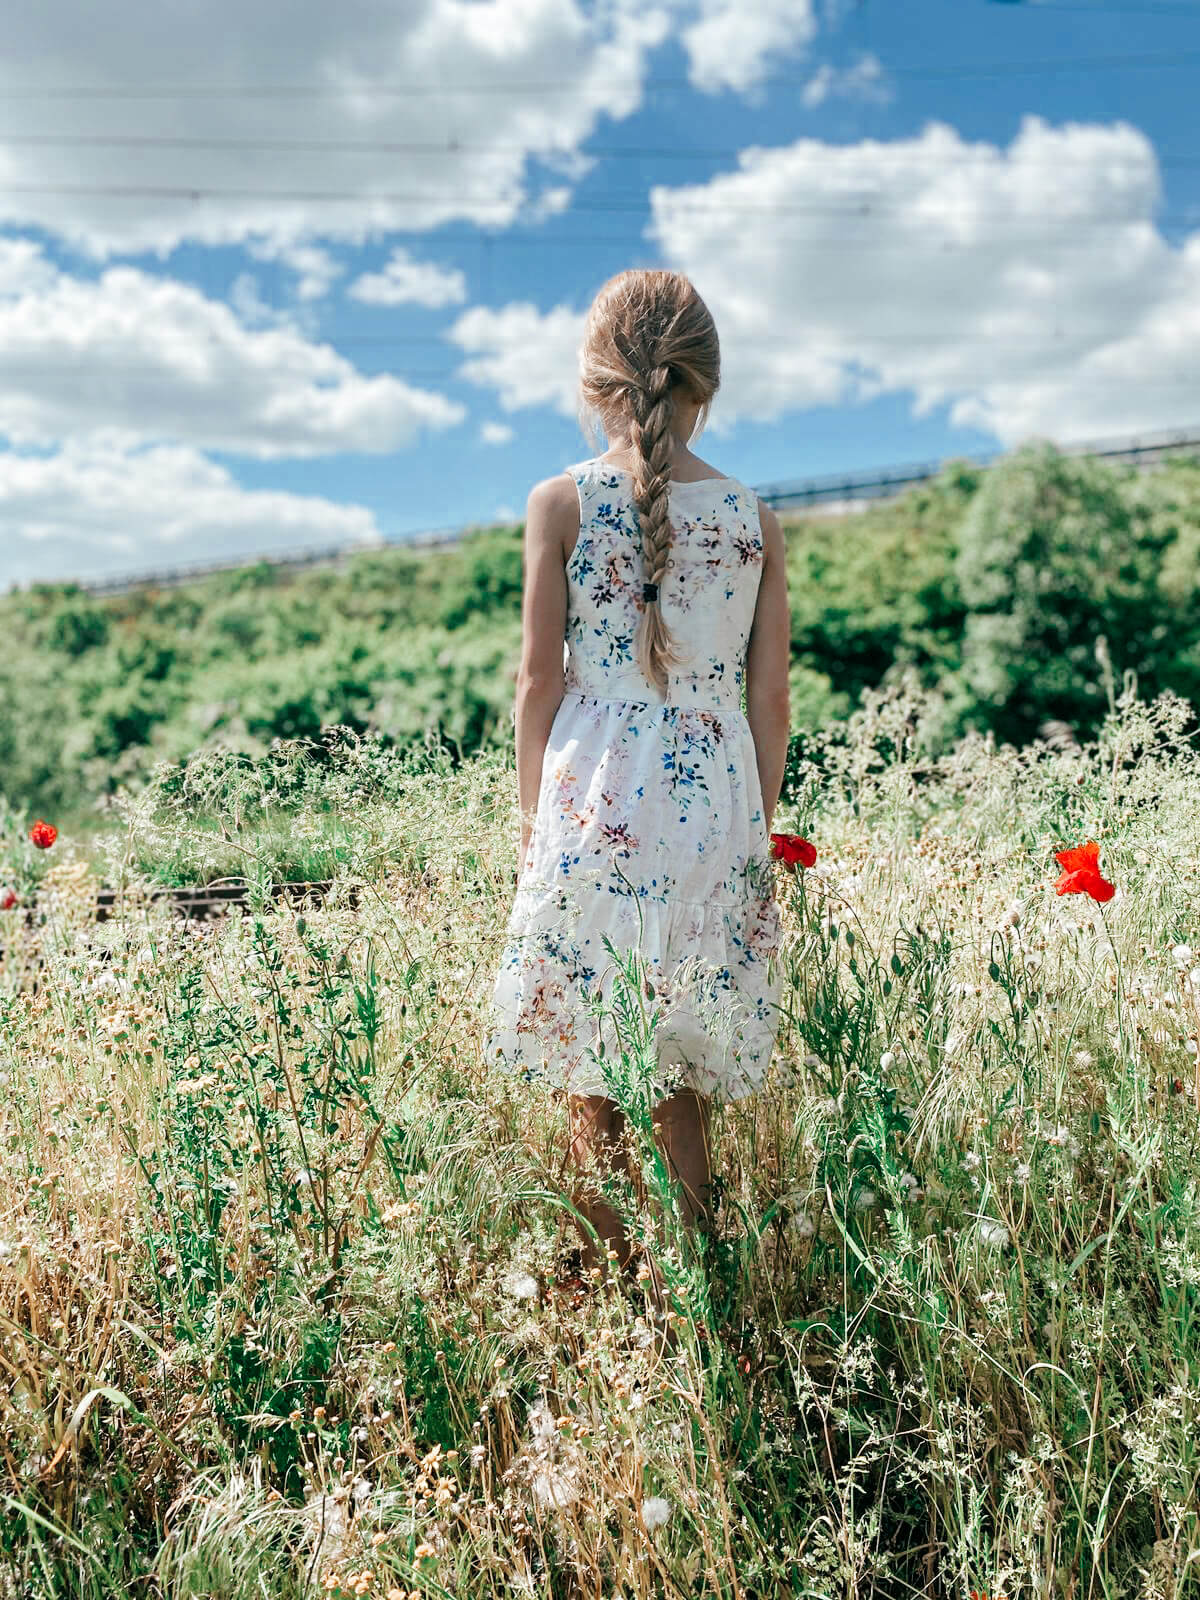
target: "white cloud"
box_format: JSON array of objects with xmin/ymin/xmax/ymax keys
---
[
  {"xmin": 228, "ymin": 272, "xmax": 285, "ymax": 328},
  {"xmin": 480, "ymin": 419, "xmax": 515, "ymax": 444},
  {"xmin": 349, "ymin": 248, "xmax": 468, "ymax": 308},
  {"xmin": 643, "ymin": 115, "xmax": 1200, "ymax": 443},
  {"xmin": 802, "ymin": 52, "xmax": 892, "ymax": 109},
  {"xmin": 0, "ymin": 0, "xmax": 671, "ymax": 260},
  {"xmin": 681, "ymin": 0, "xmax": 817, "ymax": 95},
  {"xmin": 447, "ymin": 115, "xmax": 1200, "ymax": 447},
  {"xmin": 447, "ymin": 300, "xmax": 585, "ymax": 415},
  {"xmin": 0, "ymin": 437, "xmax": 379, "ymax": 584},
  {"xmin": 0, "ymin": 241, "xmax": 465, "ymax": 459},
  {"xmin": 248, "ymin": 241, "xmax": 346, "ymax": 303}
]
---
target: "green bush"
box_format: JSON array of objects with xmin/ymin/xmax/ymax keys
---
[
  {"xmin": 2, "ymin": 447, "xmax": 1199, "ymax": 823},
  {"xmin": 952, "ymin": 442, "xmax": 1187, "ymax": 743}
]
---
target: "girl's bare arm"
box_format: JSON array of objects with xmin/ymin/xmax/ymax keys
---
[
  {"xmin": 744, "ymin": 499, "xmax": 791, "ymax": 833},
  {"xmin": 514, "ymin": 474, "xmax": 574, "ymax": 875}
]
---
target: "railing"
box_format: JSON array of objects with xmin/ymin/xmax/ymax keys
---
[
  {"xmin": 72, "ymin": 421, "xmax": 1200, "ymax": 594},
  {"xmin": 755, "ymin": 424, "xmax": 1200, "ymax": 511}
]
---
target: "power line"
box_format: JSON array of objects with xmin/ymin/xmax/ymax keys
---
[
  {"xmin": 1, "ymin": 131, "xmax": 1199, "ymax": 170},
  {"xmin": 994, "ymin": 2, "xmax": 1200, "ymax": 11},
  {"xmin": 4, "ymin": 47, "xmax": 1200, "ymax": 99},
  {"xmin": 1, "ymin": 181, "xmax": 1197, "ymax": 228},
  {"xmin": 0, "ymin": 326, "xmax": 1180, "ymax": 355},
  {"xmin": 3, "ymin": 365, "xmax": 1199, "ymax": 384}
]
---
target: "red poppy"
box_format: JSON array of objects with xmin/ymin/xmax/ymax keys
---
[
  {"xmin": 770, "ymin": 832, "xmax": 817, "ymax": 870},
  {"xmin": 1052, "ymin": 840, "xmax": 1114, "ymax": 903},
  {"xmin": 0, "ymin": 889, "xmax": 16, "ymax": 910},
  {"xmin": 30, "ymin": 820, "xmax": 58, "ymax": 851}
]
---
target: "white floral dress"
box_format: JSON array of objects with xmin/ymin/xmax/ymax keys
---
[{"xmin": 485, "ymin": 457, "xmax": 784, "ymax": 1104}]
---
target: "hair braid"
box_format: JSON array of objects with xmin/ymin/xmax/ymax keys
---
[
  {"xmin": 628, "ymin": 362, "xmax": 686, "ymax": 693},
  {"xmin": 576, "ymin": 269, "xmax": 722, "ymax": 698}
]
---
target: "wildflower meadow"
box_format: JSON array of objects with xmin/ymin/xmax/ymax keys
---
[{"xmin": 1, "ymin": 668, "xmax": 1198, "ymax": 1599}]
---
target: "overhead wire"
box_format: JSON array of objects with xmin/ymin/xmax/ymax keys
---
[
  {"xmin": 3, "ymin": 44, "xmax": 1200, "ymax": 97},
  {"xmin": 0, "ymin": 182, "xmax": 1195, "ymax": 227},
  {"xmin": 0, "ymin": 132, "xmax": 1197, "ymax": 169}
]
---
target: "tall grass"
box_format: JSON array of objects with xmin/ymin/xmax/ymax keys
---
[{"xmin": 1, "ymin": 673, "xmax": 1198, "ymax": 1598}]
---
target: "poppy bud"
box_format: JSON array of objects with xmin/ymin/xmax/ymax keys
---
[{"xmin": 0, "ymin": 889, "xmax": 17, "ymax": 910}]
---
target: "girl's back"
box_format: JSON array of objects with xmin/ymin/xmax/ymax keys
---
[{"xmin": 562, "ymin": 458, "xmax": 766, "ymax": 713}]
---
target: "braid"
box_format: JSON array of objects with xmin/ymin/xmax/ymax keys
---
[
  {"xmin": 630, "ymin": 362, "xmax": 686, "ymax": 696},
  {"xmin": 577, "ymin": 268, "xmax": 722, "ymax": 698}
]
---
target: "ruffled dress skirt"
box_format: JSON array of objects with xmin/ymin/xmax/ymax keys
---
[{"xmin": 485, "ymin": 688, "xmax": 784, "ymax": 1105}]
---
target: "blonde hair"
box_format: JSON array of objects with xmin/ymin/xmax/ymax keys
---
[{"xmin": 577, "ymin": 269, "xmax": 720, "ymax": 696}]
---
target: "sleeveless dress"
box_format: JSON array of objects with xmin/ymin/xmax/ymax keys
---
[{"xmin": 485, "ymin": 457, "xmax": 785, "ymax": 1105}]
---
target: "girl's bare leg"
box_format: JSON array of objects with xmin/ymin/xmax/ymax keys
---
[
  {"xmin": 652, "ymin": 1084, "xmax": 714, "ymax": 1236},
  {"xmin": 641, "ymin": 1086, "xmax": 714, "ymax": 1335},
  {"xmin": 565, "ymin": 1093, "xmax": 636, "ymax": 1282}
]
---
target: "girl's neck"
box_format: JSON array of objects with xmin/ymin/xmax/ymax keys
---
[{"xmin": 599, "ymin": 431, "xmax": 698, "ymax": 475}]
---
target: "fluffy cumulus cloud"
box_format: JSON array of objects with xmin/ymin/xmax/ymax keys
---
[
  {"xmin": 447, "ymin": 300, "xmax": 586, "ymax": 416},
  {"xmin": 480, "ymin": 419, "xmax": 516, "ymax": 444},
  {"xmin": 801, "ymin": 51, "xmax": 891, "ymax": 109},
  {"xmin": 248, "ymin": 241, "xmax": 347, "ymax": 303},
  {"xmin": 0, "ymin": 0, "xmax": 671, "ymax": 260},
  {"xmin": 681, "ymin": 0, "xmax": 817, "ymax": 95},
  {"xmin": 449, "ymin": 116, "xmax": 1200, "ymax": 445},
  {"xmin": 0, "ymin": 239, "xmax": 464, "ymax": 458},
  {"xmin": 348, "ymin": 248, "xmax": 468, "ymax": 308},
  {"xmin": 0, "ymin": 436, "xmax": 381, "ymax": 585},
  {"xmin": 645, "ymin": 114, "xmax": 1200, "ymax": 442}
]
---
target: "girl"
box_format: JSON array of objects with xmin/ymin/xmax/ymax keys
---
[{"xmin": 486, "ymin": 267, "xmax": 791, "ymax": 1296}]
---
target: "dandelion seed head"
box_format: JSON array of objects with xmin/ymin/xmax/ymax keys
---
[
  {"xmin": 642, "ymin": 1495, "xmax": 672, "ymax": 1533},
  {"xmin": 501, "ymin": 1269, "xmax": 539, "ymax": 1301}
]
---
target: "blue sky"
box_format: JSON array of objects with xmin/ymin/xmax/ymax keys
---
[{"xmin": 3, "ymin": 0, "xmax": 1200, "ymax": 583}]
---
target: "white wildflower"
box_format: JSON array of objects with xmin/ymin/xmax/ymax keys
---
[
  {"xmin": 789, "ymin": 1211, "xmax": 816, "ymax": 1240},
  {"xmin": 1171, "ymin": 943, "xmax": 1193, "ymax": 968},
  {"xmin": 853, "ymin": 1187, "xmax": 878, "ymax": 1213},
  {"xmin": 978, "ymin": 1218, "xmax": 1010, "ymax": 1250},
  {"xmin": 1072, "ymin": 1048, "xmax": 1094, "ymax": 1068},
  {"xmin": 963, "ymin": 1151, "xmax": 982, "ymax": 1172},
  {"xmin": 899, "ymin": 1172, "xmax": 920, "ymax": 1196},
  {"xmin": 879, "ymin": 1050, "xmax": 896, "ymax": 1072},
  {"xmin": 1014, "ymin": 1161, "xmax": 1032, "ymax": 1184},
  {"xmin": 642, "ymin": 1496, "xmax": 672, "ymax": 1534},
  {"xmin": 501, "ymin": 1269, "xmax": 539, "ymax": 1301},
  {"xmin": 301, "ymin": 1493, "xmax": 349, "ymax": 1563},
  {"xmin": 1045, "ymin": 1125, "xmax": 1081, "ymax": 1158},
  {"xmin": 531, "ymin": 1461, "xmax": 582, "ymax": 1510},
  {"xmin": 526, "ymin": 1397, "xmax": 557, "ymax": 1448}
]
